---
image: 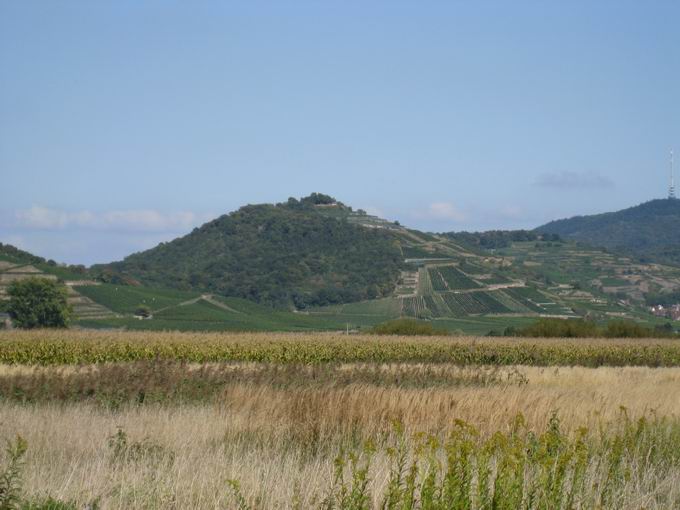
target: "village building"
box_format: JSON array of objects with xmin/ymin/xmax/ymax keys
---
[{"xmin": 650, "ymin": 304, "xmax": 680, "ymax": 321}]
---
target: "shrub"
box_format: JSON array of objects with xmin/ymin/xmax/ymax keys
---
[
  {"xmin": 513, "ymin": 318, "xmax": 600, "ymax": 338},
  {"xmin": 369, "ymin": 319, "xmax": 447, "ymax": 336},
  {"xmin": 511, "ymin": 318, "xmax": 677, "ymax": 339},
  {"xmin": 20, "ymin": 498, "xmax": 81, "ymax": 510},
  {"xmin": 134, "ymin": 305, "xmax": 152, "ymax": 318},
  {"xmin": 603, "ymin": 320, "xmax": 662, "ymax": 338},
  {"xmin": 7, "ymin": 278, "xmax": 71, "ymax": 329}
]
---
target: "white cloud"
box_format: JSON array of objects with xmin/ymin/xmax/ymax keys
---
[
  {"xmin": 425, "ymin": 202, "xmax": 468, "ymax": 222},
  {"xmin": 14, "ymin": 206, "xmax": 70, "ymax": 229},
  {"xmin": 534, "ymin": 171, "xmax": 614, "ymax": 189},
  {"xmin": 7, "ymin": 206, "xmax": 213, "ymax": 233}
]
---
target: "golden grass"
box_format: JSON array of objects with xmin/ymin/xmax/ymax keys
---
[{"xmin": 3, "ymin": 364, "xmax": 680, "ymax": 508}]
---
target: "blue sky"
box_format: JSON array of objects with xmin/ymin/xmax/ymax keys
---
[{"xmin": 1, "ymin": 1, "xmax": 679, "ymax": 265}]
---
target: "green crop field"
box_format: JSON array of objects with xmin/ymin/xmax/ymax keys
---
[
  {"xmin": 400, "ymin": 296, "xmax": 426, "ymax": 317},
  {"xmin": 74, "ymin": 284, "xmax": 201, "ymax": 314},
  {"xmin": 472, "ymin": 291, "xmax": 512, "ymax": 313},
  {"xmin": 76, "ymin": 291, "xmax": 405, "ymax": 333},
  {"xmin": 423, "ymin": 295, "xmax": 445, "ymax": 317},
  {"xmin": 477, "ymin": 273, "xmax": 512, "ymax": 284},
  {"xmin": 154, "ymin": 299, "xmax": 236, "ymax": 322},
  {"xmin": 437, "ymin": 266, "xmax": 481, "ymax": 290},
  {"xmin": 440, "ymin": 291, "xmax": 511, "ymax": 315},
  {"xmin": 428, "ymin": 267, "xmax": 448, "ymax": 291},
  {"xmin": 492, "ymin": 290, "xmax": 531, "ymax": 313},
  {"xmin": 504, "ymin": 287, "xmax": 551, "ymax": 313},
  {"xmin": 433, "ymin": 315, "xmax": 536, "ymax": 335}
]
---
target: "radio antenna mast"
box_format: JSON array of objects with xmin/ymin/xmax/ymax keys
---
[{"xmin": 670, "ymin": 149, "xmax": 677, "ymax": 199}]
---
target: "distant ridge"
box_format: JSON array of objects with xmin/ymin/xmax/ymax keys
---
[{"xmin": 536, "ymin": 198, "xmax": 680, "ymax": 265}]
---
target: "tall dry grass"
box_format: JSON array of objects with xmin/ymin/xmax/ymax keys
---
[{"xmin": 2, "ymin": 365, "xmax": 680, "ymax": 508}]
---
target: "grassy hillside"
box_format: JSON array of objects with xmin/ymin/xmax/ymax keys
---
[{"xmin": 537, "ymin": 198, "xmax": 680, "ymax": 265}]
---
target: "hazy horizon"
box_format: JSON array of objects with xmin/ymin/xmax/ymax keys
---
[{"xmin": 2, "ymin": 1, "xmax": 679, "ymax": 265}]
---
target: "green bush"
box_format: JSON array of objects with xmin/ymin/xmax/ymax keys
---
[
  {"xmin": 510, "ymin": 318, "xmax": 677, "ymax": 339},
  {"xmin": 7, "ymin": 278, "xmax": 71, "ymax": 329},
  {"xmin": 369, "ymin": 319, "xmax": 447, "ymax": 336},
  {"xmin": 20, "ymin": 499, "xmax": 80, "ymax": 510},
  {"xmin": 0, "ymin": 435, "xmax": 27, "ymax": 510},
  {"xmin": 0, "ymin": 435, "xmax": 88, "ymax": 510},
  {"xmin": 134, "ymin": 305, "xmax": 152, "ymax": 318},
  {"xmin": 511, "ymin": 318, "xmax": 600, "ymax": 338}
]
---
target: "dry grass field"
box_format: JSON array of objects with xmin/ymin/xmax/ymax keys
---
[{"xmin": 1, "ymin": 331, "xmax": 680, "ymax": 508}]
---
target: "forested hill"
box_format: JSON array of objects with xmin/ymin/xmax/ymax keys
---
[
  {"xmin": 536, "ymin": 199, "xmax": 680, "ymax": 265},
  {"xmin": 0, "ymin": 243, "xmax": 49, "ymax": 265},
  {"xmin": 96, "ymin": 194, "xmax": 404, "ymax": 308}
]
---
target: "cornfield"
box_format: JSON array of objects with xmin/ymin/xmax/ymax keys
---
[{"xmin": 1, "ymin": 329, "xmax": 680, "ymax": 366}]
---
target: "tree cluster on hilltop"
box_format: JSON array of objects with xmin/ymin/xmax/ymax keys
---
[
  {"xmin": 0, "ymin": 243, "xmax": 88, "ymax": 276},
  {"xmin": 0, "ymin": 243, "xmax": 47, "ymax": 265}
]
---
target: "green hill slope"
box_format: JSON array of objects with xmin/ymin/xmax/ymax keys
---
[
  {"xmin": 96, "ymin": 194, "xmax": 405, "ymax": 308},
  {"xmin": 536, "ymin": 199, "xmax": 680, "ymax": 265}
]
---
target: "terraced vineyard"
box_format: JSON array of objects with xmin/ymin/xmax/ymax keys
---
[
  {"xmin": 504, "ymin": 287, "xmax": 553, "ymax": 314},
  {"xmin": 65, "ymin": 285, "xmax": 117, "ymax": 320},
  {"xmin": 0, "ymin": 257, "xmax": 116, "ymax": 321},
  {"xmin": 423, "ymin": 294, "xmax": 449, "ymax": 317},
  {"xmin": 492, "ymin": 289, "xmax": 533, "ymax": 313},
  {"xmin": 439, "ymin": 265, "xmax": 481, "ymax": 289},
  {"xmin": 472, "ymin": 291, "xmax": 513, "ymax": 313},
  {"xmin": 392, "ymin": 241, "xmax": 580, "ymax": 322},
  {"xmin": 401, "ymin": 296, "xmax": 426, "ymax": 317},
  {"xmin": 303, "ymin": 231, "xmax": 680, "ymax": 331},
  {"xmin": 428, "ymin": 267, "xmax": 448, "ymax": 291},
  {"xmin": 440, "ymin": 291, "xmax": 510, "ymax": 316},
  {"xmin": 475, "ymin": 273, "xmax": 513, "ymax": 285}
]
